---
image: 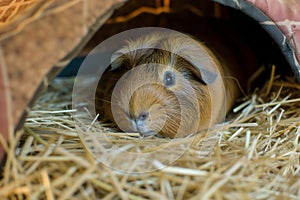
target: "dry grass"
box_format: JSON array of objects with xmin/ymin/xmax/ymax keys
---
[{"xmin": 1, "ymin": 70, "xmax": 300, "ymax": 200}]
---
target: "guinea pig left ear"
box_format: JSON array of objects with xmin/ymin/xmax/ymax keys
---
[
  {"xmin": 186, "ymin": 64, "xmax": 216, "ymax": 85},
  {"xmin": 185, "ymin": 62, "xmax": 218, "ymax": 85},
  {"xmin": 197, "ymin": 67, "xmax": 218, "ymax": 85},
  {"xmin": 173, "ymin": 39, "xmax": 219, "ymax": 85}
]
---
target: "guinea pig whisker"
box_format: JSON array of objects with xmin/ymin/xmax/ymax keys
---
[
  {"xmin": 110, "ymin": 103, "xmax": 131, "ymax": 120},
  {"xmin": 110, "ymin": 90, "xmax": 123, "ymax": 99},
  {"xmin": 95, "ymin": 98, "xmax": 111, "ymax": 104}
]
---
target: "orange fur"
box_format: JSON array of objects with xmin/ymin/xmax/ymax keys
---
[{"xmin": 97, "ymin": 32, "xmax": 240, "ymax": 138}]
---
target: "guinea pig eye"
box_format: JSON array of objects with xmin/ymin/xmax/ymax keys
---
[{"xmin": 163, "ymin": 71, "xmax": 176, "ymax": 87}]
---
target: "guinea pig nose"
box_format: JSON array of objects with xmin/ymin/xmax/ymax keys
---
[{"xmin": 137, "ymin": 112, "xmax": 149, "ymax": 122}]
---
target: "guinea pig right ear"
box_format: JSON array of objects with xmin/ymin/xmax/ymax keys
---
[
  {"xmin": 110, "ymin": 52, "xmax": 131, "ymax": 70},
  {"xmin": 111, "ymin": 48, "xmax": 157, "ymax": 70},
  {"xmin": 111, "ymin": 33, "xmax": 163, "ymax": 70}
]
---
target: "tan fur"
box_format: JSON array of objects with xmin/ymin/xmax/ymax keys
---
[{"xmin": 97, "ymin": 32, "xmax": 241, "ymax": 138}]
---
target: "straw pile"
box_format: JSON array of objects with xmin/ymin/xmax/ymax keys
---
[
  {"xmin": 1, "ymin": 66, "xmax": 300, "ymax": 199},
  {"xmin": 0, "ymin": 0, "xmax": 41, "ymax": 25},
  {"xmin": 0, "ymin": 0, "xmax": 46, "ymax": 36}
]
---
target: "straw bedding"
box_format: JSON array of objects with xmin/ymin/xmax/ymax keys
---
[{"xmin": 1, "ymin": 66, "xmax": 300, "ymax": 199}]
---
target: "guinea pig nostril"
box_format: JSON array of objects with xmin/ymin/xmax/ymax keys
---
[{"xmin": 137, "ymin": 112, "xmax": 149, "ymax": 121}]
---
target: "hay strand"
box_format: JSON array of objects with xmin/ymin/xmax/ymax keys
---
[{"xmin": 1, "ymin": 73, "xmax": 300, "ymax": 199}]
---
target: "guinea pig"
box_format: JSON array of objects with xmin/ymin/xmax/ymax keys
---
[{"xmin": 96, "ymin": 31, "xmax": 256, "ymax": 138}]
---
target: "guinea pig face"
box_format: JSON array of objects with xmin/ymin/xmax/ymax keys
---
[{"xmin": 110, "ymin": 48, "xmax": 212, "ymax": 138}]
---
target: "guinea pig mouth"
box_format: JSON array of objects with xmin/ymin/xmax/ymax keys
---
[
  {"xmin": 138, "ymin": 130, "xmax": 157, "ymax": 137},
  {"xmin": 132, "ymin": 120, "xmax": 157, "ymax": 137}
]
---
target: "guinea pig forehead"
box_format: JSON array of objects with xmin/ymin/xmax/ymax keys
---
[
  {"xmin": 130, "ymin": 63, "xmax": 160, "ymax": 79},
  {"xmin": 142, "ymin": 48, "xmax": 194, "ymax": 70},
  {"xmin": 134, "ymin": 48, "xmax": 193, "ymax": 75}
]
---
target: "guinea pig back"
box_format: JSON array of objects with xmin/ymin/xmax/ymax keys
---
[{"xmin": 96, "ymin": 31, "xmax": 252, "ymax": 138}]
